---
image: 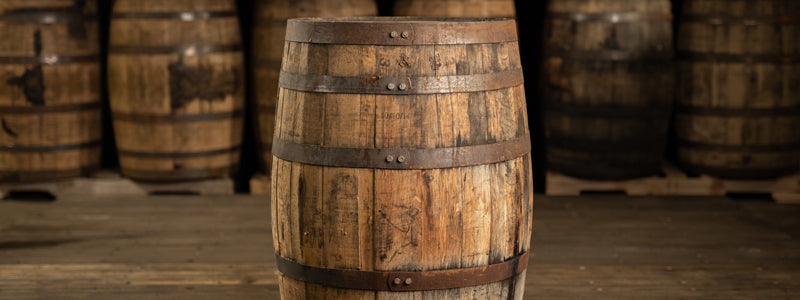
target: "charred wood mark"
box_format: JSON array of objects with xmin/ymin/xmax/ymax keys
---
[
  {"xmin": 1, "ymin": 118, "xmax": 18, "ymax": 137},
  {"xmin": 7, "ymin": 31, "xmax": 45, "ymax": 106},
  {"xmin": 168, "ymin": 59, "xmax": 238, "ymax": 109}
]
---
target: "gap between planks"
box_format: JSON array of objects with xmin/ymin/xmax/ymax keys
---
[{"xmin": 546, "ymin": 163, "xmax": 800, "ymax": 204}]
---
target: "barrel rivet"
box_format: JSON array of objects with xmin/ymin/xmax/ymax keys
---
[
  {"xmin": 387, "ymin": 83, "xmax": 396, "ymax": 90},
  {"xmin": 404, "ymin": 278, "xmax": 413, "ymax": 285},
  {"xmin": 393, "ymin": 278, "xmax": 402, "ymax": 285},
  {"xmin": 398, "ymin": 83, "xmax": 408, "ymax": 90},
  {"xmin": 397, "ymin": 156, "xmax": 406, "ymax": 163},
  {"xmin": 386, "ymin": 155, "xmax": 394, "ymax": 162},
  {"xmin": 401, "ymin": 31, "xmax": 410, "ymax": 39},
  {"xmin": 389, "ymin": 31, "xmax": 399, "ymax": 38}
]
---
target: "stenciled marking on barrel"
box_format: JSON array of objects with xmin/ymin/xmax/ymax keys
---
[
  {"xmin": 167, "ymin": 57, "xmax": 239, "ymax": 109},
  {"xmin": 7, "ymin": 30, "xmax": 45, "ymax": 106}
]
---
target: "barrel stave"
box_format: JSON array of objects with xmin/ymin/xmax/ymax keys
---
[{"xmin": 393, "ymin": 0, "xmax": 516, "ymax": 18}]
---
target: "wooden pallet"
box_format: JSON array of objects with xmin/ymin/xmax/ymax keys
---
[
  {"xmin": 546, "ymin": 164, "xmax": 800, "ymax": 204},
  {"xmin": 249, "ymin": 173, "xmax": 270, "ymax": 195},
  {"xmin": 0, "ymin": 171, "xmax": 235, "ymax": 199}
]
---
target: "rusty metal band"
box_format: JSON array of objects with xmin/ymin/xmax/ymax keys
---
[
  {"xmin": 285, "ymin": 17, "xmax": 518, "ymax": 45},
  {"xmin": 0, "ymin": 11, "xmax": 96, "ymax": 23},
  {"xmin": 112, "ymin": 110, "xmax": 243, "ymax": 123},
  {"xmin": 279, "ymin": 69, "xmax": 523, "ymax": 94},
  {"xmin": 547, "ymin": 135, "xmax": 666, "ymax": 152},
  {"xmin": 0, "ymin": 55, "xmax": 99, "ymax": 65},
  {"xmin": 676, "ymin": 105, "xmax": 800, "ymax": 117},
  {"xmin": 276, "ymin": 252, "xmax": 528, "ymax": 292},
  {"xmin": 0, "ymin": 102, "xmax": 101, "ymax": 114},
  {"xmin": 272, "ymin": 135, "xmax": 530, "ymax": 170},
  {"xmin": 121, "ymin": 164, "xmax": 238, "ymax": 182},
  {"xmin": 0, "ymin": 166, "xmax": 99, "ymax": 183},
  {"xmin": 117, "ymin": 146, "xmax": 241, "ymax": 159},
  {"xmin": 678, "ymin": 51, "xmax": 800, "ymax": 64},
  {"xmin": 545, "ymin": 48, "xmax": 674, "ymax": 61},
  {"xmin": 678, "ymin": 163, "xmax": 799, "ymax": 180},
  {"xmin": 109, "ymin": 44, "xmax": 242, "ymax": 55},
  {"xmin": 1, "ymin": 140, "xmax": 101, "ymax": 153},
  {"xmin": 112, "ymin": 11, "xmax": 237, "ymax": 20},
  {"xmin": 678, "ymin": 139, "xmax": 800, "ymax": 152},
  {"xmin": 544, "ymin": 100, "xmax": 672, "ymax": 118},
  {"xmin": 547, "ymin": 11, "xmax": 672, "ymax": 23},
  {"xmin": 682, "ymin": 14, "xmax": 799, "ymax": 25}
]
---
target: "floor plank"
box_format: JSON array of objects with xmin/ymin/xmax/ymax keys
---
[{"xmin": 1, "ymin": 194, "xmax": 799, "ymax": 299}]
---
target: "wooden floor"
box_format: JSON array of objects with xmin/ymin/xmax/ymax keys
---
[{"xmin": 1, "ymin": 194, "xmax": 798, "ymax": 299}]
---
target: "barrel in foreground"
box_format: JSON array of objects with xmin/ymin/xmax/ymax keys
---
[
  {"xmin": 108, "ymin": 0, "xmax": 245, "ymax": 182},
  {"xmin": 271, "ymin": 17, "xmax": 533, "ymax": 299}
]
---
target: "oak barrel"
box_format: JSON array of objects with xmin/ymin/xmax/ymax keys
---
[
  {"xmin": 108, "ymin": 0, "xmax": 245, "ymax": 182},
  {"xmin": 272, "ymin": 17, "xmax": 533, "ymax": 299},
  {"xmin": 393, "ymin": 0, "xmax": 516, "ymax": 18},
  {"xmin": 676, "ymin": 0, "xmax": 800, "ymax": 179},
  {"xmin": 252, "ymin": 0, "xmax": 377, "ymax": 173},
  {"xmin": 0, "ymin": 0, "xmax": 101, "ymax": 182},
  {"xmin": 542, "ymin": 0, "xmax": 674, "ymax": 180}
]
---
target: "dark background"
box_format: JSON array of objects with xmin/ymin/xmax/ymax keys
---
[{"xmin": 97, "ymin": 0, "xmax": 686, "ymax": 192}]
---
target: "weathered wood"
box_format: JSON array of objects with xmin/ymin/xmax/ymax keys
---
[
  {"xmin": 3, "ymin": 195, "xmax": 800, "ymax": 299},
  {"xmin": 676, "ymin": 0, "xmax": 800, "ymax": 179},
  {"xmin": 251, "ymin": 0, "xmax": 377, "ymax": 174},
  {"xmin": 271, "ymin": 17, "xmax": 532, "ymax": 299},
  {"xmin": 392, "ymin": 0, "xmax": 516, "ymax": 18},
  {"xmin": 108, "ymin": 0, "xmax": 245, "ymax": 182},
  {"xmin": 542, "ymin": 0, "xmax": 674, "ymax": 180},
  {"xmin": 0, "ymin": 0, "xmax": 101, "ymax": 182}
]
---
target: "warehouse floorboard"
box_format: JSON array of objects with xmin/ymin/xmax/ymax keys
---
[{"xmin": 1, "ymin": 194, "xmax": 798, "ymax": 299}]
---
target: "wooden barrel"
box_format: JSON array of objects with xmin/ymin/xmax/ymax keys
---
[
  {"xmin": 0, "ymin": 0, "xmax": 101, "ymax": 182},
  {"xmin": 252, "ymin": 0, "xmax": 377, "ymax": 173},
  {"xmin": 108, "ymin": 0, "xmax": 245, "ymax": 182},
  {"xmin": 542, "ymin": 0, "xmax": 674, "ymax": 180},
  {"xmin": 271, "ymin": 17, "xmax": 532, "ymax": 299},
  {"xmin": 676, "ymin": 0, "xmax": 800, "ymax": 179},
  {"xmin": 393, "ymin": 0, "xmax": 516, "ymax": 18}
]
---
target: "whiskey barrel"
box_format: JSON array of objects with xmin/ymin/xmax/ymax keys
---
[
  {"xmin": 0, "ymin": 0, "xmax": 101, "ymax": 182},
  {"xmin": 252, "ymin": 0, "xmax": 377, "ymax": 173},
  {"xmin": 393, "ymin": 0, "xmax": 516, "ymax": 18},
  {"xmin": 542, "ymin": 0, "xmax": 674, "ymax": 180},
  {"xmin": 676, "ymin": 0, "xmax": 800, "ymax": 179},
  {"xmin": 272, "ymin": 17, "xmax": 532, "ymax": 299},
  {"xmin": 108, "ymin": 0, "xmax": 245, "ymax": 182}
]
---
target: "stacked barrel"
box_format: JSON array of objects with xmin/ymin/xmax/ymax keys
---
[
  {"xmin": 676, "ymin": 0, "xmax": 800, "ymax": 179},
  {"xmin": 542, "ymin": 0, "xmax": 675, "ymax": 180},
  {"xmin": 0, "ymin": 0, "xmax": 102, "ymax": 182},
  {"xmin": 108, "ymin": 0, "xmax": 245, "ymax": 181},
  {"xmin": 252, "ymin": 0, "xmax": 377, "ymax": 173}
]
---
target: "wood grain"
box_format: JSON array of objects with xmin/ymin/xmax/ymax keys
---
[{"xmin": 393, "ymin": 0, "xmax": 516, "ymax": 18}]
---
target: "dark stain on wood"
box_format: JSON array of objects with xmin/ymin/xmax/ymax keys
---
[
  {"xmin": 7, "ymin": 31, "xmax": 45, "ymax": 106},
  {"xmin": 168, "ymin": 59, "xmax": 238, "ymax": 109},
  {"xmin": 1, "ymin": 118, "xmax": 18, "ymax": 138},
  {"xmin": 0, "ymin": 240, "xmax": 79, "ymax": 250}
]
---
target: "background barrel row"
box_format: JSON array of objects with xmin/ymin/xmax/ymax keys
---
[{"xmin": 1, "ymin": 0, "xmax": 797, "ymax": 190}]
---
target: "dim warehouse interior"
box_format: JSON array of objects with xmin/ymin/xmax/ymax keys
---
[{"xmin": 1, "ymin": 0, "xmax": 799, "ymax": 299}]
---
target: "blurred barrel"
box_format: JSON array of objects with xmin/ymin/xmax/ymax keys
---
[
  {"xmin": 108, "ymin": 0, "xmax": 244, "ymax": 182},
  {"xmin": 393, "ymin": 0, "xmax": 516, "ymax": 18},
  {"xmin": 676, "ymin": 0, "xmax": 800, "ymax": 179},
  {"xmin": 542, "ymin": 0, "xmax": 674, "ymax": 180},
  {"xmin": 272, "ymin": 17, "xmax": 532, "ymax": 299},
  {"xmin": 252, "ymin": 0, "xmax": 377, "ymax": 173},
  {"xmin": 0, "ymin": 0, "xmax": 101, "ymax": 182}
]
